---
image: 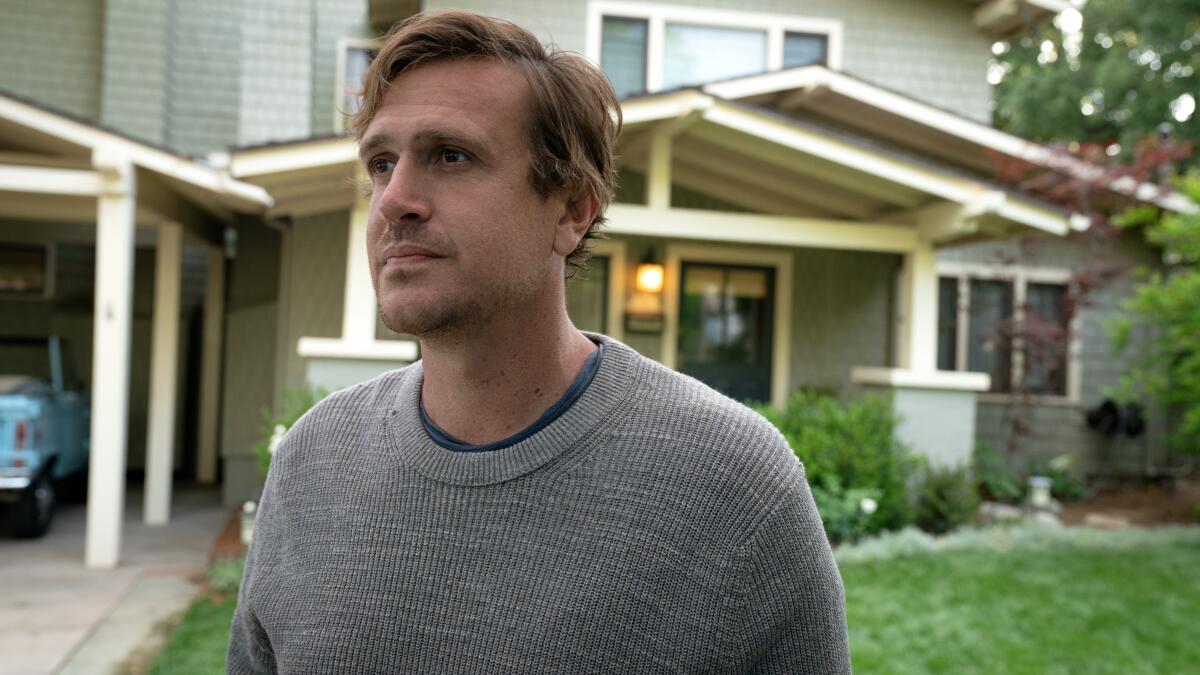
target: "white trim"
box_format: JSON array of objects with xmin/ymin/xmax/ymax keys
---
[
  {"xmin": 937, "ymin": 261, "xmax": 1082, "ymax": 404},
  {"xmin": 229, "ymin": 138, "xmax": 357, "ymax": 178},
  {"xmin": 0, "ymin": 95, "xmax": 272, "ymax": 212},
  {"xmin": 333, "ymin": 37, "xmax": 382, "ymax": 134},
  {"xmin": 0, "ymin": 164, "xmax": 102, "ymax": 196},
  {"xmin": 585, "ymin": 238, "xmax": 627, "ymax": 341},
  {"xmin": 297, "ymin": 336, "xmax": 419, "ymax": 362},
  {"xmin": 850, "ymin": 367, "xmax": 991, "ymax": 392},
  {"xmin": 606, "ymin": 204, "xmax": 920, "ymax": 253},
  {"xmin": 586, "ymin": 1, "xmax": 844, "ymax": 95},
  {"xmin": 702, "ymin": 66, "xmax": 1194, "ymax": 215},
  {"xmin": 661, "ymin": 242, "xmax": 793, "ymax": 408}
]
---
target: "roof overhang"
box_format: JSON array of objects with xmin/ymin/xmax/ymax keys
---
[
  {"xmin": 703, "ymin": 65, "xmax": 1195, "ymax": 217},
  {"xmin": 0, "ymin": 92, "xmax": 273, "ymax": 231},
  {"xmin": 964, "ymin": 0, "xmax": 1073, "ymax": 38},
  {"xmin": 621, "ymin": 89, "xmax": 1076, "ymax": 240},
  {"xmin": 227, "ymin": 136, "xmax": 358, "ymax": 219}
]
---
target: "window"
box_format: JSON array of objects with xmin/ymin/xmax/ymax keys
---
[
  {"xmin": 335, "ymin": 38, "xmax": 379, "ymax": 131},
  {"xmin": 0, "ymin": 244, "xmax": 51, "ymax": 299},
  {"xmin": 588, "ymin": 2, "xmax": 842, "ymax": 96},
  {"xmin": 937, "ymin": 267, "xmax": 1075, "ymax": 399},
  {"xmin": 600, "ymin": 17, "xmax": 648, "ymax": 98},
  {"xmin": 678, "ymin": 262, "xmax": 774, "ymax": 403}
]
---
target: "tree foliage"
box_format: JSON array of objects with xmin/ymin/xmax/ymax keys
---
[
  {"xmin": 994, "ymin": 0, "xmax": 1200, "ymax": 168},
  {"xmin": 1111, "ymin": 173, "xmax": 1200, "ymax": 453}
]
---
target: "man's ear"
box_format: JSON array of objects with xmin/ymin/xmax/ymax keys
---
[{"xmin": 552, "ymin": 191, "xmax": 601, "ymax": 257}]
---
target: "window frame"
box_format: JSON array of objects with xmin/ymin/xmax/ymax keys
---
[
  {"xmin": 0, "ymin": 242, "xmax": 55, "ymax": 301},
  {"xmin": 662, "ymin": 242, "xmax": 793, "ymax": 408},
  {"xmin": 938, "ymin": 262, "xmax": 1081, "ymax": 405},
  {"xmin": 585, "ymin": 1, "xmax": 844, "ymax": 95},
  {"xmin": 333, "ymin": 37, "xmax": 382, "ymax": 134}
]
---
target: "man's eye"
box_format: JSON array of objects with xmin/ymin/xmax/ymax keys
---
[
  {"xmin": 369, "ymin": 158, "xmax": 395, "ymax": 175},
  {"xmin": 440, "ymin": 149, "xmax": 468, "ymax": 164}
]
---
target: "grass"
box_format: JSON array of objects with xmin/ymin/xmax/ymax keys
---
[
  {"xmin": 147, "ymin": 528, "xmax": 1200, "ymax": 673},
  {"xmin": 147, "ymin": 558, "xmax": 242, "ymax": 675},
  {"xmin": 841, "ymin": 526, "xmax": 1200, "ymax": 674}
]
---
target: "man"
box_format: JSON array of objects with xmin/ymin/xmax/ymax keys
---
[{"xmin": 229, "ymin": 10, "xmax": 849, "ymax": 673}]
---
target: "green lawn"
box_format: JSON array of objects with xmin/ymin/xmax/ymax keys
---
[
  {"xmin": 150, "ymin": 527, "xmax": 1200, "ymax": 673},
  {"xmin": 841, "ymin": 526, "xmax": 1200, "ymax": 674},
  {"xmin": 148, "ymin": 591, "xmax": 236, "ymax": 674}
]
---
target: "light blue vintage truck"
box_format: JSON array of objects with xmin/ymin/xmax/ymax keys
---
[{"xmin": 0, "ymin": 336, "xmax": 89, "ymax": 538}]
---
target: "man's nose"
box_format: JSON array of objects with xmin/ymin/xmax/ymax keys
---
[{"xmin": 376, "ymin": 158, "xmax": 432, "ymax": 224}]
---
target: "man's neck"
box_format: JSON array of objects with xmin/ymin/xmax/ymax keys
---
[{"xmin": 418, "ymin": 304, "xmax": 598, "ymax": 446}]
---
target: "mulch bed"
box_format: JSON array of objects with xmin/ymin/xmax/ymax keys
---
[
  {"xmin": 1060, "ymin": 478, "xmax": 1200, "ymax": 527},
  {"xmin": 208, "ymin": 507, "xmax": 247, "ymax": 562}
]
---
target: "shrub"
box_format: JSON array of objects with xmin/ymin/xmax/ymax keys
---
[
  {"xmin": 915, "ymin": 465, "xmax": 981, "ymax": 535},
  {"xmin": 756, "ymin": 390, "xmax": 919, "ymax": 542},
  {"xmin": 250, "ymin": 387, "xmax": 327, "ymax": 479},
  {"xmin": 974, "ymin": 443, "xmax": 1023, "ymax": 503}
]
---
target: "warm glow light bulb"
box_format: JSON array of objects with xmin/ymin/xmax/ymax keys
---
[{"xmin": 635, "ymin": 263, "xmax": 665, "ymax": 294}]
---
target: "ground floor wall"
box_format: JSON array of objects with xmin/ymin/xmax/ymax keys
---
[{"xmin": 938, "ymin": 230, "xmax": 1172, "ymax": 476}]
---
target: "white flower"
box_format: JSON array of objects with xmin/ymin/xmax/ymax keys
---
[
  {"xmin": 268, "ymin": 423, "xmax": 287, "ymax": 456},
  {"xmin": 860, "ymin": 497, "xmax": 878, "ymax": 515}
]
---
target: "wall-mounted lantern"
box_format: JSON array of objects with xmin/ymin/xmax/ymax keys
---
[{"xmin": 626, "ymin": 250, "xmax": 665, "ymax": 333}]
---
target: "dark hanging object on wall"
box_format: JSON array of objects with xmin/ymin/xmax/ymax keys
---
[{"xmin": 1086, "ymin": 399, "xmax": 1145, "ymax": 437}]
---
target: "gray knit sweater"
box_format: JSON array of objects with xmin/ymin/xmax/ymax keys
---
[{"xmin": 228, "ymin": 336, "xmax": 850, "ymax": 673}]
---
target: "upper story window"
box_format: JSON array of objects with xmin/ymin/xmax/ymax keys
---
[
  {"xmin": 588, "ymin": 1, "xmax": 843, "ymax": 98},
  {"xmin": 937, "ymin": 265, "xmax": 1077, "ymax": 400},
  {"xmin": 335, "ymin": 38, "xmax": 380, "ymax": 132}
]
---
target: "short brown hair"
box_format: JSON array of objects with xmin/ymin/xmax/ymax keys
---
[{"xmin": 352, "ymin": 11, "xmax": 621, "ymax": 276}]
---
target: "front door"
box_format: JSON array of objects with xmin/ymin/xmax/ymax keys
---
[{"xmin": 677, "ymin": 262, "xmax": 774, "ymax": 404}]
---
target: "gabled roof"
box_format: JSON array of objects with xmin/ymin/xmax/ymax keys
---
[{"xmin": 702, "ymin": 65, "xmax": 1194, "ymax": 216}]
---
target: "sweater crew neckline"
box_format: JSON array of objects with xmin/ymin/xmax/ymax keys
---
[{"xmin": 387, "ymin": 333, "xmax": 636, "ymax": 486}]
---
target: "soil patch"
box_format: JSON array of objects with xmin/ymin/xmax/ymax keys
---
[{"xmin": 1060, "ymin": 479, "xmax": 1200, "ymax": 527}]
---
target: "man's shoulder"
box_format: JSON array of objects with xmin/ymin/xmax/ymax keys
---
[
  {"xmin": 615, "ymin": 353, "xmax": 807, "ymax": 507},
  {"xmin": 273, "ymin": 363, "xmax": 419, "ymax": 462}
]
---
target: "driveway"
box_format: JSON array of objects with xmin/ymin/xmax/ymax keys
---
[{"xmin": 0, "ymin": 485, "xmax": 230, "ymax": 675}]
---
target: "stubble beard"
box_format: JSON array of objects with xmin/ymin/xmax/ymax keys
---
[{"xmin": 377, "ymin": 261, "xmax": 555, "ymax": 342}]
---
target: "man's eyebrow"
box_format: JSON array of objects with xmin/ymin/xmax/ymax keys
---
[{"xmin": 357, "ymin": 128, "xmax": 488, "ymax": 160}]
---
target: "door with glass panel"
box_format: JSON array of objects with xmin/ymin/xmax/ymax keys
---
[{"xmin": 678, "ymin": 262, "xmax": 774, "ymax": 403}]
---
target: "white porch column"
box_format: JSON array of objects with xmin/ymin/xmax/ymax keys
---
[
  {"xmin": 197, "ymin": 246, "xmax": 225, "ymax": 484},
  {"xmin": 85, "ymin": 151, "xmax": 136, "ymax": 570},
  {"xmin": 647, "ymin": 133, "xmax": 672, "ymax": 210},
  {"xmin": 144, "ymin": 223, "xmax": 182, "ymax": 525},
  {"xmin": 897, "ymin": 241, "xmax": 939, "ymax": 371},
  {"xmin": 342, "ymin": 191, "xmax": 376, "ymax": 342}
]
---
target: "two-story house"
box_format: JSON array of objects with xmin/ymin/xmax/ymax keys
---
[{"xmin": 0, "ymin": 0, "xmax": 1181, "ymax": 567}]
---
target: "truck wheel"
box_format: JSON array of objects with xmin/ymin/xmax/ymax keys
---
[{"xmin": 10, "ymin": 472, "xmax": 55, "ymax": 538}]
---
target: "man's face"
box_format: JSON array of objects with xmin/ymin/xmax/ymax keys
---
[{"xmin": 359, "ymin": 58, "xmax": 570, "ymax": 338}]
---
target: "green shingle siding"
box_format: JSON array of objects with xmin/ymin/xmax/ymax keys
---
[
  {"xmin": 100, "ymin": 0, "xmax": 169, "ymax": 144},
  {"xmin": 0, "ymin": 0, "xmax": 103, "ymax": 119}
]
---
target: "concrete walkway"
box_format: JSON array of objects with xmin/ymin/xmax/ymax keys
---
[{"xmin": 0, "ymin": 485, "xmax": 230, "ymax": 675}]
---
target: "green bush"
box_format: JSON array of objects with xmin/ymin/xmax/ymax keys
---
[
  {"xmin": 914, "ymin": 465, "xmax": 981, "ymax": 535},
  {"xmin": 250, "ymin": 387, "xmax": 327, "ymax": 479},
  {"xmin": 756, "ymin": 390, "xmax": 919, "ymax": 542},
  {"xmin": 974, "ymin": 443, "xmax": 1023, "ymax": 503}
]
